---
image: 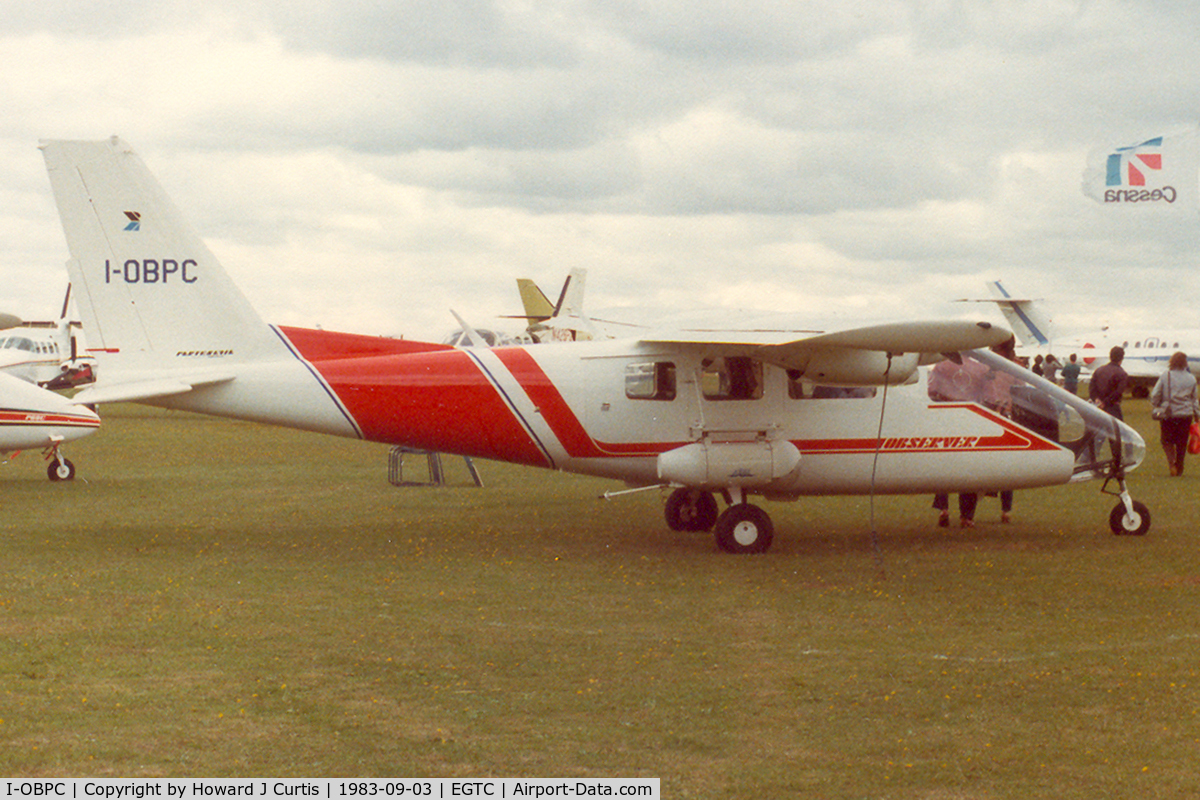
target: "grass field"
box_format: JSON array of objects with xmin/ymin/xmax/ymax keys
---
[{"xmin": 2, "ymin": 400, "xmax": 1198, "ymax": 797}]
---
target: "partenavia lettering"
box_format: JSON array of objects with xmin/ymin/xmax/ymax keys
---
[{"xmin": 176, "ymin": 350, "xmax": 234, "ymax": 358}]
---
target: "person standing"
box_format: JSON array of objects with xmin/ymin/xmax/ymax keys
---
[
  {"xmin": 1043, "ymin": 354, "xmax": 1060, "ymax": 386},
  {"xmin": 1089, "ymin": 346, "xmax": 1128, "ymax": 419},
  {"xmin": 934, "ymin": 493, "xmax": 978, "ymax": 529},
  {"xmin": 1149, "ymin": 352, "xmax": 1200, "ymax": 476},
  {"xmin": 1061, "ymin": 354, "xmax": 1081, "ymax": 395}
]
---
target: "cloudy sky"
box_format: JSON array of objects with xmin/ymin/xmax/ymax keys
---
[{"xmin": 2, "ymin": 0, "xmax": 1198, "ymax": 340}]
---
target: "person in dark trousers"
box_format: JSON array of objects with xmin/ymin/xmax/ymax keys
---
[
  {"xmin": 933, "ymin": 493, "xmax": 978, "ymax": 529},
  {"xmin": 1149, "ymin": 351, "xmax": 1200, "ymax": 476},
  {"xmin": 1061, "ymin": 353, "xmax": 1081, "ymax": 395},
  {"xmin": 1089, "ymin": 346, "xmax": 1128, "ymax": 419}
]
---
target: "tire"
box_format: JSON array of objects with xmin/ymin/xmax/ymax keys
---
[
  {"xmin": 714, "ymin": 504, "xmax": 774, "ymax": 554},
  {"xmin": 48, "ymin": 459, "xmax": 76, "ymax": 482},
  {"xmin": 1109, "ymin": 500, "xmax": 1150, "ymax": 536},
  {"xmin": 664, "ymin": 488, "xmax": 719, "ymax": 532}
]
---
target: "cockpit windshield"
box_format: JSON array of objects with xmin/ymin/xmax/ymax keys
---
[{"xmin": 929, "ymin": 348, "xmax": 1145, "ymax": 481}]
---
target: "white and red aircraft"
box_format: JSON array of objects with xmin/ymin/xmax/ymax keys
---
[
  {"xmin": 0, "ymin": 286, "xmax": 97, "ymax": 390},
  {"xmin": 40, "ymin": 137, "xmax": 1151, "ymax": 551},
  {"xmin": 0, "ymin": 370, "xmax": 99, "ymax": 480}
]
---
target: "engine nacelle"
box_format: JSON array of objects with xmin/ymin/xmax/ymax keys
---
[
  {"xmin": 658, "ymin": 439, "xmax": 802, "ymax": 490},
  {"xmin": 797, "ymin": 349, "xmax": 920, "ymax": 386}
]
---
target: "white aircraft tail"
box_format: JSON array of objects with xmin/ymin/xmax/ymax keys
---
[
  {"xmin": 546, "ymin": 268, "xmax": 600, "ymax": 341},
  {"xmin": 978, "ymin": 280, "xmax": 1054, "ymax": 347},
  {"xmin": 40, "ymin": 137, "xmax": 283, "ymax": 374},
  {"xmin": 40, "ymin": 138, "xmax": 364, "ymax": 438}
]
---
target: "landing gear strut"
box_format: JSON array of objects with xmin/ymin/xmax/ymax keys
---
[
  {"xmin": 1100, "ymin": 445, "xmax": 1149, "ymax": 536},
  {"xmin": 1109, "ymin": 497, "xmax": 1150, "ymax": 536}
]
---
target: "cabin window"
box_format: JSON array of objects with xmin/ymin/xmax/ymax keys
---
[
  {"xmin": 701, "ymin": 356, "xmax": 763, "ymax": 401},
  {"xmin": 787, "ymin": 370, "xmax": 876, "ymax": 399},
  {"xmin": 625, "ymin": 362, "xmax": 677, "ymax": 401}
]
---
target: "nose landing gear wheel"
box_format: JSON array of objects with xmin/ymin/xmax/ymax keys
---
[
  {"xmin": 714, "ymin": 503, "xmax": 773, "ymax": 554},
  {"xmin": 1109, "ymin": 500, "xmax": 1150, "ymax": 536},
  {"xmin": 47, "ymin": 458, "xmax": 76, "ymax": 482}
]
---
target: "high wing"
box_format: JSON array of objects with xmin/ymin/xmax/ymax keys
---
[{"xmin": 641, "ymin": 319, "xmax": 1010, "ymax": 385}]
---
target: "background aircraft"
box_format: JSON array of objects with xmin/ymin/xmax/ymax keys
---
[
  {"xmin": 0, "ymin": 371, "xmax": 99, "ymax": 479},
  {"xmin": 0, "ymin": 286, "xmax": 96, "ymax": 389},
  {"xmin": 978, "ymin": 280, "xmax": 1200, "ymax": 396},
  {"xmin": 40, "ymin": 137, "xmax": 1151, "ymax": 551}
]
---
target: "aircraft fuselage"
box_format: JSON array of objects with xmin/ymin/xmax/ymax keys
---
[{"xmin": 142, "ymin": 328, "xmax": 1096, "ymax": 500}]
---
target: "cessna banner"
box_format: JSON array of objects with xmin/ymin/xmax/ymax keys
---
[{"xmin": 40, "ymin": 138, "xmax": 1150, "ymax": 552}]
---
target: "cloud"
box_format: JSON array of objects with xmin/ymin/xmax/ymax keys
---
[{"xmin": 3, "ymin": 0, "xmax": 1200, "ymax": 340}]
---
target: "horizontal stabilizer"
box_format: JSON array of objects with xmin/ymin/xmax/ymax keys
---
[
  {"xmin": 976, "ymin": 280, "xmax": 1053, "ymax": 346},
  {"xmin": 73, "ymin": 373, "xmax": 235, "ymax": 405}
]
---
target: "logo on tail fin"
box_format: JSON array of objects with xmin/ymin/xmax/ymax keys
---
[{"xmin": 123, "ymin": 211, "xmax": 141, "ymax": 231}]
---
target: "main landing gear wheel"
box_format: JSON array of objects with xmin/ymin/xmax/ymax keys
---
[
  {"xmin": 1109, "ymin": 500, "xmax": 1150, "ymax": 536},
  {"xmin": 47, "ymin": 458, "xmax": 76, "ymax": 482},
  {"xmin": 714, "ymin": 503, "xmax": 774, "ymax": 554},
  {"xmin": 665, "ymin": 488, "xmax": 719, "ymax": 532}
]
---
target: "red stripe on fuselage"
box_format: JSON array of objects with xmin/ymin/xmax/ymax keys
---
[
  {"xmin": 0, "ymin": 409, "xmax": 100, "ymax": 429},
  {"xmin": 491, "ymin": 348, "xmax": 680, "ymax": 458},
  {"xmin": 278, "ymin": 328, "xmax": 551, "ymax": 466},
  {"xmin": 798, "ymin": 404, "xmax": 1061, "ymax": 455}
]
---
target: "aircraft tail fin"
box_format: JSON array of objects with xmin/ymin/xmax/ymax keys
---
[
  {"xmin": 40, "ymin": 137, "xmax": 280, "ymax": 373},
  {"xmin": 554, "ymin": 268, "xmax": 587, "ymax": 318},
  {"xmin": 544, "ymin": 268, "xmax": 600, "ymax": 341},
  {"xmin": 516, "ymin": 278, "xmax": 555, "ymax": 323},
  {"xmin": 973, "ymin": 280, "xmax": 1054, "ymax": 347},
  {"xmin": 510, "ymin": 269, "xmax": 601, "ymax": 342}
]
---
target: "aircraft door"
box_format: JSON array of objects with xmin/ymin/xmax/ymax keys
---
[
  {"xmin": 692, "ymin": 355, "xmax": 783, "ymax": 438},
  {"xmin": 583, "ymin": 356, "xmax": 694, "ymax": 448}
]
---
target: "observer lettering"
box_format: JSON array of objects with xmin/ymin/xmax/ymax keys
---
[
  {"xmin": 1104, "ymin": 185, "xmax": 1177, "ymax": 204},
  {"xmin": 883, "ymin": 436, "xmax": 981, "ymax": 451},
  {"xmin": 104, "ymin": 258, "xmax": 198, "ymax": 284}
]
